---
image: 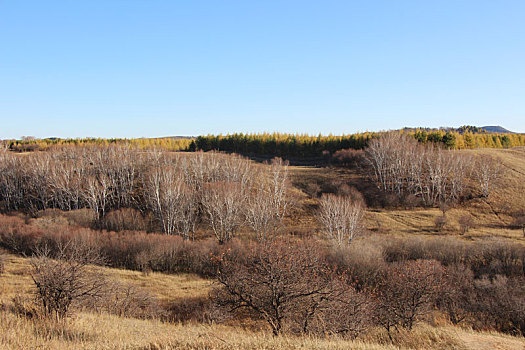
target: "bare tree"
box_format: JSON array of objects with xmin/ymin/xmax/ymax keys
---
[
  {"xmin": 25, "ymin": 153, "xmax": 52, "ymax": 214},
  {"xmin": 375, "ymin": 260, "xmax": 444, "ymax": 335},
  {"xmin": 213, "ymin": 240, "xmax": 336, "ymax": 335},
  {"xmin": 82, "ymin": 173, "xmax": 112, "ymax": 225},
  {"xmin": 0, "ymin": 153, "xmax": 24, "ymax": 211},
  {"xmin": 30, "ymin": 240, "xmax": 106, "ymax": 320},
  {"xmin": 473, "ymin": 155, "xmax": 502, "ymax": 197},
  {"xmin": 48, "ymin": 155, "xmax": 86, "ymax": 211},
  {"xmin": 318, "ymin": 194, "xmax": 365, "ymax": 246},
  {"xmin": 201, "ymin": 182, "xmax": 245, "ymax": 244},
  {"xmin": 244, "ymin": 158, "xmax": 291, "ymax": 241},
  {"xmin": 145, "ymin": 165, "xmax": 196, "ymax": 237},
  {"xmin": 365, "ymin": 132, "xmax": 474, "ymax": 207},
  {"xmin": 366, "ymin": 132, "xmax": 404, "ymax": 192}
]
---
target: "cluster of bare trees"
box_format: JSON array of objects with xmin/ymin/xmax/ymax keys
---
[
  {"xmin": 0, "ymin": 145, "xmax": 141, "ymax": 216},
  {"xmin": 365, "ymin": 132, "xmax": 502, "ymax": 206},
  {"xmin": 318, "ymin": 193, "xmax": 365, "ymax": 246},
  {"xmin": 0, "ymin": 146, "xmax": 291, "ymax": 242}
]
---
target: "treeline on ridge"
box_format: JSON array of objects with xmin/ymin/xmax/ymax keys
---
[{"xmin": 4, "ymin": 128, "xmax": 525, "ymax": 158}]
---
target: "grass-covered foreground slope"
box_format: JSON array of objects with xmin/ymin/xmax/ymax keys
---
[{"xmin": 1, "ymin": 254, "xmax": 524, "ymax": 350}]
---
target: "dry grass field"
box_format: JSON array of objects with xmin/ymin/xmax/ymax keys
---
[{"xmin": 1, "ymin": 253, "xmax": 524, "ymax": 350}]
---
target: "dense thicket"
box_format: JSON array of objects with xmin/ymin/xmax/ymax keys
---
[
  {"xmin": 0, "ymin": 146, "xmax": 291, "ymax": 242},
  {"xmin": 193, "ymin": 133, "xmax": 375, "ymax": 157},
  {"xmin": 365, "ymin": 132, "xmax": 502, "ymax": 207}
]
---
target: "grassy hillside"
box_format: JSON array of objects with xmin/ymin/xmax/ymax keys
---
[
  {"xmin": 1, "ymin": 146, "xmax": 525, "ymax": 349},
  {"xmin": 1, "ymin": 254, "xmax": 524, "ymax": 350}
]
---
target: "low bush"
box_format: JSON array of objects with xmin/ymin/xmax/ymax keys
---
[
  {"xmin": 165, "ymin": 296, "xmax": 211, "ymax": 323},
  {"xmin": 458, "ymin": 214, "xmax": 475, "ymax": 234},
  {"xmin": 437, "ymin": 264, "xmax": 476, "ymax": 325},
  {"xmin": 97, "ymin": 282, "xmax": 163, "ymax": 319},
  {"xmin": 101, "ymin": 208, "xmax": 148, "ymax": 232},
  {"xmin": 29, "ymin": 240, "xmax": 107, "ymax": 320},
  {"xmin": 473, "ymin": 275, "xmax": 525, "ymax": 336},
  {"xmin": 434, "ymin": 215, "xmax": 448, "ymax": 231},
  {"xmin": 382, "ymin": 236, "xmax": 525, "ymax": 278}
]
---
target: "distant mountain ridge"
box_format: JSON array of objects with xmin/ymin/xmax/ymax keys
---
[
  {"xmin": 403, "ymin": 125, "xmax": 515, "ymax": 134},
  {"xmin": 481, "ymin": 126, "xmax": 514, "ymax": 134}
]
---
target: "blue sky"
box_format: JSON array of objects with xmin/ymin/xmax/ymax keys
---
[{"xmin": 1, "ymin": 0, "xmax": 524, "ymax": 138}]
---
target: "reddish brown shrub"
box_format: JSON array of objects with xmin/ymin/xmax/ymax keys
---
[
  {"xmin": 434, "ymin": 215, "xmax": 448, "ymax": 231},
  {"xmin": 213, "ymin": 239, "xmax": 334, "ymax": 335},
  {"xmin": 30, "ymin": 239, "xmax": 107, "ymax": 320},
  {"xmin": 474, "ymin": 275, "xmax": 525, "ymax": 336},
  {"xmin": 325, "ymin": 240, "xmax": 387, "ymax": 288},
  {"xmin": 97, "ymin": 282, "xmax": 162, "ymax": 319},
  {"xmin": 305, "ymin": 182, "xmax": 321, "ymax": 198},
  {"xmin": 375, "ymin": 260, "xmax": 444, "ymax": 337},
  {"xmin": 331, "ymin": 149, "xmax": 365, "ymax": 167},
  {"xmin": 458, "ymin": 214, "xmax": 475, "ymax": 234},
  {"xmin": 102, "ymin": 208, "xmax": 147, "ymax": 232},
  {"xmin": 511, "ymin": 215, "xmax": 525, "ymax": 237},
  {"xmin": 437, "ymin": 264, "xmax": 476, "ymax": 325},
  {"xmin": 165, "ymin": 296, "xmax": 210, "ymax": 323}
]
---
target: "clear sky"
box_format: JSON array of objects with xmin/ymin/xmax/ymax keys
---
[{"xmin": 1, "ymin": 0, "xmax": 524, "ymax": 139}]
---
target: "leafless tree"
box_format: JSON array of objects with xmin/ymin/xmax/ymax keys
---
[
  {"xmin": 375, "ymin": 260, "xmax": 444, "ymax": 339},
  {"xmin": 48, "ymin": 155, "xmax": 86, "ymax": 211},
  {"xmin": 213, "ymin": 240, "xmax": 336, "ymax": 335},
  {"xmin": 318, "ymin": 194, "xmax": 365, "ymax": 246},
  {"xmin": 0, "ymin": 153, "xmax": 24, "ymax": 211},
  {"xmin": 365, "ymin": 133, "xmax": 475, "ymax": 207},
  {"xmin": 82, "ymin": 173, "xmax": 112, "ymax": 224},
  {"xmin": 244, "ymin": 158, "xmax": 291, "ymax": 241},
  {"xmin": 30, "ymin": 240, "xmax": 107, "ymax": 320},
  {"xmin": 201, "ymin": 182, "xmax": 245, "ymax": 244},
  {"xmin": 145, "ymin": 165, "xmax": 197, "ymax": 237},
  {"xmin": 473, "ymin": 155, "xmax": 502, "ymax": 197},
  {"xmin": 25, "ymin": 153, "xmax": 52, "ymax": 214},
  {"xmin": 366, "ymin": 132, "xmax": 405, "ymax": 193}
]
